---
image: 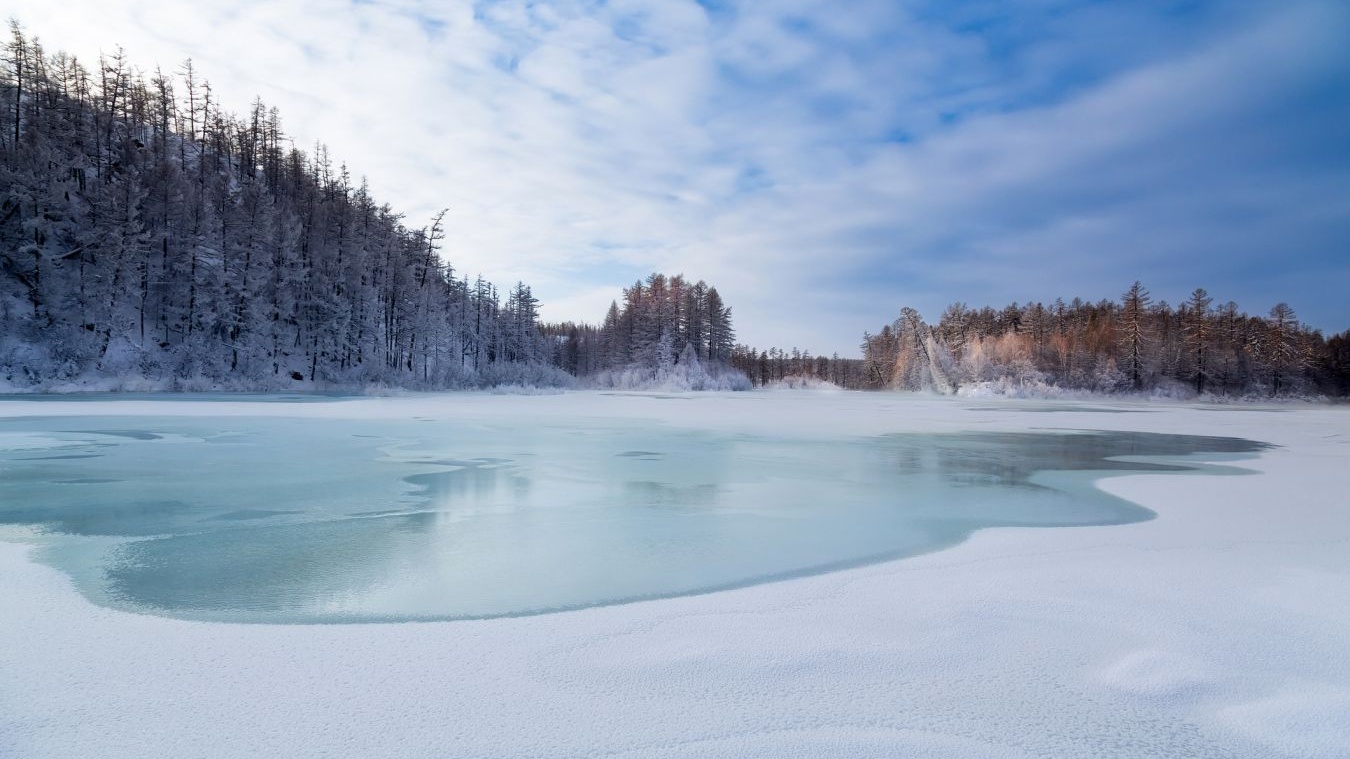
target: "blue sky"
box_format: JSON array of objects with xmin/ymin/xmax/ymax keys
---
[{"xmin": 11, "ymin": 0, "xmax": 1349, "ymax": 355}]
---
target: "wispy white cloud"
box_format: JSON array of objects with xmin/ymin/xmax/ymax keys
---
[{"xmin": 11, "ymin": 0, "xmax": 1349, "ymax": 354}]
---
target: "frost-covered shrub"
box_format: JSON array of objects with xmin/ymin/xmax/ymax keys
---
[
  {"xmin": 1092, "ymin": 357, "xmax": 1129, "ymax": 393},
  {"xmin": 1145, "ymin": 379, "xmax": 1199, "ymax": 401},
  {"xmin": 957, "ymin": 377, "xmax": 1083, "ymax": 399},
  {"xmin": 587, "ymin": 347, "xmax": 750, "ymax": 392},
  {"xmin": 765, "ymin": 375, "xmax": 843, "ymax": 391},
  {"xmin": 488, "ymin": 383, "xmax": 567, "ymax": 396},
  {"xmin": 475, "ymin": 361, "xmax": 577, "ymax": 390}
]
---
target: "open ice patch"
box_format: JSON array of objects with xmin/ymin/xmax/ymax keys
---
[{"xmin": 0, "ymin": 409, "xmax": 1267, "ymax": 623}]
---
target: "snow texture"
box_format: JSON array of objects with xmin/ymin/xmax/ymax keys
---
[{"xmin": 1, "ymin": 392, "xmax": 1348, "ymax": 759}]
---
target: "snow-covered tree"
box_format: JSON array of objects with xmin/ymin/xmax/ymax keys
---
[
  {"xmin": 859, "ymin": 283, "xmax": 1338, "ymax": 397},
  {"xmin": 0, "ymin": 26, "xmax": 560, "ymax": 390},
  {"xmin": 1119, "ymin": 281, "xmax": 1151, "ymax": 390}
]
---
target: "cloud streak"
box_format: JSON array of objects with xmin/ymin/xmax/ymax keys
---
[{"xmin": 11, "ymin": 0, "xmax": 1349, "ymax": 354}]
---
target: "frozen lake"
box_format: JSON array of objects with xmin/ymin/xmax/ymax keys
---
[
  {"xmin": 3, "ymin": 392, "xmax": 1348, "ymax": 759},
  {"xmin": 0, "ymin": 393, "xmax": 1265, "ymax": 622}
]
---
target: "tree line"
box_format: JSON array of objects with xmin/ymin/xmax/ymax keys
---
[
  {"xmin": 728, "ymin": 346, "xmax": 866, "ymax": 389},
  {"xmin": 852, "ymin": 283, "xmax": 1349, "ymax": 396}
]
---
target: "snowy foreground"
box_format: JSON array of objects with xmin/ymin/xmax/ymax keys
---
[{"xmin": 2, "ymin": 391, "xmax": 1348, "ymax": 758}]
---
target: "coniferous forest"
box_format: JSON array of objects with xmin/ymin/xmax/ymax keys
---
[
  {"xmin": 0, "ymin": 26, "xmax": 743, "ymax": 391},
  {"xmin": 2, "ymin": 25, "xmax": 1346, "ymax": 397}
]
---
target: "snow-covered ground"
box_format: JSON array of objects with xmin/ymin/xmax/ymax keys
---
[{"xmin": 2, "ymin": 391, "xmax": 1348, "ymax": 758}]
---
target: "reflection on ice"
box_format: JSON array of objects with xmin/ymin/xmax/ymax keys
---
[
  {"xmin": 0, "ymin": 407, "xmax": 1267, "ymax": 623},
  {"xmin": 70, "ymin": 429, "xmax": 165, "ymax": 440},
  {"xmin": 208, "ymin": 509, "xmax": 304, "ymax": 521}
]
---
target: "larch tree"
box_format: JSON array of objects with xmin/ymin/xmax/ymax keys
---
[
  {"xmin": 1263, "ymin": 302, "xmax": 1300, "ymax": 396},
  {"xmin": 1183, "ymin": 288, "xmax": 1213, "ymax": 393},
  {"xmin": 0, "ymin": 25, "xmax": 570, "ymax": 390},
  {"xmin": 1120, "ymin": 281, "xmax": 1152, "ymax": 389}
]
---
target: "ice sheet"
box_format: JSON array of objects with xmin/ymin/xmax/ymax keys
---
[{"xmin": 0, "ymin": 403, "xmax": 1263, "ymax": 622}]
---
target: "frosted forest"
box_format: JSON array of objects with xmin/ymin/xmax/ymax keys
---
[
  {"xmin": 738, "ymin": 286, "xmax": 1350, "ymax": 396},
  {"xmin": 0, "ymin": 26, "xmax": 744, "ymax": 393},
  {"xmin": 1, "ymin": 26, "xmax": 1346, "ymax": 397}
]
